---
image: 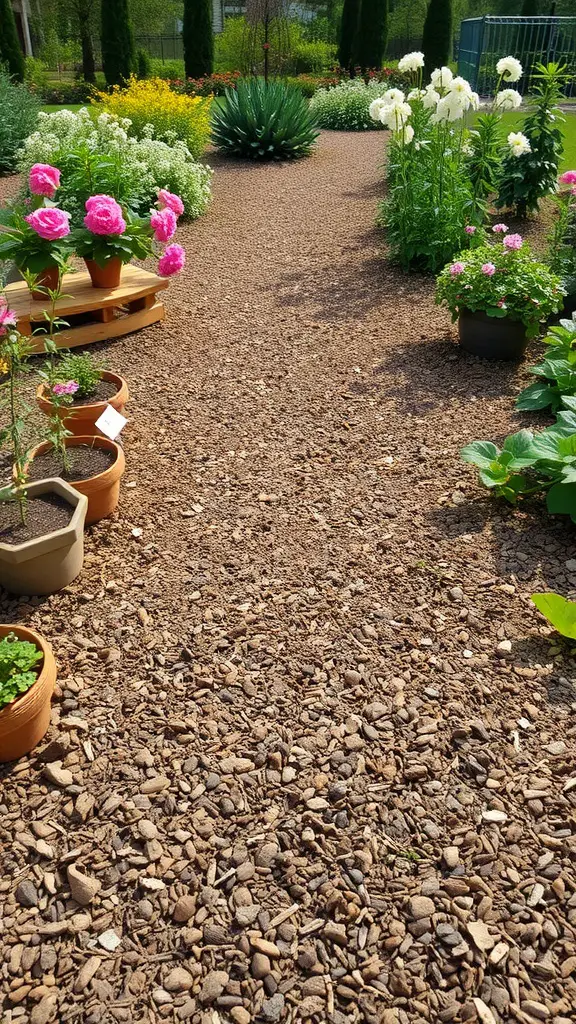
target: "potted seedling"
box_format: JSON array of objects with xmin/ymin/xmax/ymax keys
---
[
  {"xmin": 36, "ymin": 351, "xmax": 129, "ymax": 437},
  {"xmin": 436, "ymin": 230, "xmax": 564, "ymax": 360},
  {"xmin": 70, "ymin": 189, "xmax": 186, "ymax": 289},
  {"xmin": 0, "ymin": 625, "xmax": 57, "ymax": 762},
  {"xmin": 0, "ymin": 164, "xmax": 72, "ymax": 299},
  {"xmin": 0, "ymin": 301, "xmax": 87, "ymax": 596}
]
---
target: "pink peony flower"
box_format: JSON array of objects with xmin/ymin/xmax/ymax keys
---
[
  {"xmin": 497, "ymin": 299, "xmax": 506, "ymax": 308},
  {"xmin": 158, "ymin": 243, "xmax": 186, "ymax": 277},
  {"xmin": 450, "ymin": 261, "xmax": 465, "ymax": 277},
  {"xmin": 503, "ymin": 233, "xmax": 523, "ymax": 250},
  {"xmin": 150, "ymin": 207, "xmax": 177, "ymax": 243},
  {"xmin": 29, "ymin": 163, "xmax": 61, "ymax": 198},
  {"xmin": 465, "ymin": 225, "xmax": 476, "ymax": 235},
  {"xmin": 84, "ymin": 197, "xmax": 126, "ymax": 236},
  {"xmin": 481, "ymin": 262, "xmax": 496, "ymax": 276},
  {"xmin": 157, "ymin": 189, "xmax": 184, "ymax": 218},
  {"xmin": 0, "ymin": 301, "xmax": 17, "ymax": 336},
  {"xmin": 53, "ymin": 380, "xmax": 79, "ymax": 396},
  {"xmin": 492, "ymin": 223, "xmax": 508, "ymax": 234},
  {"xmin": 25, "ymin": 207, "xmax": 71, "ymax": 241},
  {"xmin": 559, "ymin": 170, "xmax": 576, "ymax": 185}
]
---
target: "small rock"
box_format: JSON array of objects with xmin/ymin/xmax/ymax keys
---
[
  {"xmin": 408, "ymin": 896, "xmax": 435, "ymax": 920},
  {"xmin": 42, "ymin": 762, "xmax": 73, "ymax": 787},
  {"xmin": 173, "ymin": 895, "xmax": 196, "ymax": 922},
  {"xmin": 97, "ymin": 929, "xmax": 121, "ymax": 952},
  {"xmin": 261, "ymin": 993, "xmax": 285, "ymax": 1022},
  {"xmin": 16, "ymin": 879, "xmax": 39, "ymax": 908},
  {"xmin": 67, "ymin": 863, "xmax": 101, "ymax": 907},
  {"xmin": 251, "ymin": 953, "xmax": 271, "ymax": 979},
  {"xmin": 323, "ymin": 921, "xmax": 347, "ymax": 946},
  {"xmin": 140, "ymin": 776, "xmax": 170, "ymax": 794},
  {"xmin": 164, "ymin": 967, "xmax": 193, "ymax": 992},
  {"xmin": 199, "ymin": 970, "xmax": 229, "ymax": 1005}
]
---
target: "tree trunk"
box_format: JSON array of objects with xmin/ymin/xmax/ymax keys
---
[{"xmin": 80, "ymin": 25, "xmax": 96, "ymax": 82}]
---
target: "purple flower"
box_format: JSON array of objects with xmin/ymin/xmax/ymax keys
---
[
  {"xmin": 53, "ymin": 380, "xmax": 79, "ymax": 396},
  {"xmin": 503, "ymin": 233, "xmax": 523, "ymax": 250},
  {"xmin": 450, "ymin": 261, "xmax": 465, "ymax": 277},
  {"xmin": 481, "ymin": 262, "xmax": 496, "ymax": 276},
  {"xmin": 465, "ymin": 225, "xmax": 476, "ymax": 235},
  {"xmin": 492, "ymin": 223, "xmax": 508, "ymax": 234}
]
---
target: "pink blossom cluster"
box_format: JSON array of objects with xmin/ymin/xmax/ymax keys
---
[
  {"xmin": 25, "ymin": 207, "xmax": 71, "ymax": 241},
  {"xmin": 492, "ymin": 223, "xmax": 508, "ymax": 234},
  {"xmin": 84, "ymin": 195, "xmax": 126, "ymax": 235},
  {"xmin": 29, "ymin": 163, "xmax": 61, "ymax": 198},
  {"xmin": 158, "ymin": 243, "xmax": 186, "ymax": 277},
  {"xmin": 0, "ymin": 298, "xmax": 17, "ymax": 336},
  {"xmin": 503, "ymin": 233, "xmax": 523, "ymax": 251},
  {"xmin": 465, "ymin": 225, "xmax": 476, "ymax": 235},
  {"xmin": 450, "ymin": 261, "xmax": 465, "ymax": 277},
  {"xmin": 150, "ymin": 207, "xmax": 177, "ymax": 243},
  {"xmin": 481, "ymin": 263, "xmax": 496, "ymax": 276},
  {"xmin": 52, "ymin": 380, "xmax": 79, "ymax": 396},
  {"xmin": 157, "ymin": 189, "xmax": 185, "ymax": 218},
  {"xmin": 559, "ymin": 170, "xmax": 576, "ymax": 185}
]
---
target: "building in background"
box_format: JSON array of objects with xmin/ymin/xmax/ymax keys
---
[{"xmin": 10, "ymin": 0, "xmax": 33, "ymax": 55}]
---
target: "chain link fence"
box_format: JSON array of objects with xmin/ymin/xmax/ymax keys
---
[{"xmin": 458, "ymin": 16, "xmax": 576, "ymax": 97}]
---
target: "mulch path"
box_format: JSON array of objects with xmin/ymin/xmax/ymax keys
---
[{"xmin": 1, "ymin": 132, "xmax": 575, "ymax": 1024}]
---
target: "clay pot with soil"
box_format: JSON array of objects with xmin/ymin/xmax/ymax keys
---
[
  {"xmin": 0, "ymin": 478, "xmax": 87, "ymax": 596},
  {"xmin": 26, "ymin": 436, "xmax": 126, "ymax": 525},
  {"xmin": 84, "ymin": 257, "xmax": 123, "ymax": 289},
  {"xmin": 29, "ymin": 265, "xmax": 60, "ymax": 301},
  {"xmin": 36, "ymin": 371, "xmax": 129, "ymax": 437},
  {"xmin": 0, "ymin": 625, "xmax": 57, "ymax": 762}
]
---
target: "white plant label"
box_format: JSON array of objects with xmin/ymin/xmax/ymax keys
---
[{"xmin": 95, "ymin": 405, "xmax": 128, "ymax": 441}]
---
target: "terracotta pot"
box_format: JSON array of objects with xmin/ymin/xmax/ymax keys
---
[
  {"xmin": 84, "ymin": 256, "xmax": 123, "ymax": 289},
  {"xmin": 27, "ymin": 436, "xmax": 126, "ymax": 526},
  {"xmin": 0, "ymin": 624, "xmax": 56, "ymax": 763},
  {"xmin": 458, "ymin": 309, "xmax": 528, "ymax": 361},
  {"xmin": 36, "ymin": 371, "xmax": 129, "ymax": 437},
  {"xmin": 0, "ymin": 478, "xmax": 87, "ymax": 596},
  {"xmin": 27, "ymin": 265, "xmax": 60, "ymax": 302}
]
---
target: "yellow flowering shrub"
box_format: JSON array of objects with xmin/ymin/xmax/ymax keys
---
[{"xmin": 95, "ymin": 77, "xmax": 212, "ymax": 159}]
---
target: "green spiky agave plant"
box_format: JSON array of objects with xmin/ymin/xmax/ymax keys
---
[{"xmin": 211, "ymin": 78, "xmax": 319, "ymax": 161}]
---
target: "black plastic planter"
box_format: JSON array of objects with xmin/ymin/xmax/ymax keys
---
[{"xmin": 458, "ymin": 309, "xmax": 528, "ymax": 361}]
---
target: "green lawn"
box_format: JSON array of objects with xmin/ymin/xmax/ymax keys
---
[
  {"xmin": 495, "ymin": 110, "xmax": 576, "ymax": 171},
  {"xmin": 40, "ymin": 104, "xmax": 84, "ymax": 114}
]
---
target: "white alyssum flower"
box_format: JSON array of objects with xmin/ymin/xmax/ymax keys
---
[
  {"xmin": 382, "ymin": 88, "xmax": 405, "ymax": 105},
  {"xmin": 496, "ymin": 56, "xmax": 523, "ymax": 82},
  {"xmin": 508, "ymin": 130, "xmax": 531, "ymax": 157},
  {"xmin": 495, "ymin": 88, "xmax": 522, "ymax": 111},
  {"xmin": 369, "ymin": 97, "xmax": 388, "ymax": 121},
  {"xmin": 430, "ymin": 66, "xmax": 453, "ymax": 90},
  {"xmin": 398, "ymin": 51, "xmax": 425, "ymax": 73},
  {"xmin": 461, "ymin": 140, "xmax": 474, "ymax": 157},
  {"xmin": 422, "ymin": 86, "xmax": 440, "ymax": 109}
]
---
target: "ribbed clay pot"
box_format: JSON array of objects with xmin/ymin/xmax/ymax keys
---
[
  {"xmin": 36, "ymin": 371, "xmax": 129, "ymax": 437},
  {"xmin": 0, "ymin": 478, "xmax": 87, "ymax": 596},
  {"xmin": 26, "ymin": 264, "xmax": 60, "ymax": 301},
  {"xmin": 84, "ymin": 256, "xmax": 122, "ymax": 289},
  {"xmin": 458, "ymin": 309, "xmax": 528, "ymax": 361},
  {"xmin": 0, "ymin": 624, "xmax": 56, "ymax": 763},
  {"xmin": 27, "ymin": 436, "xmax": 126, "ymax": 526}
]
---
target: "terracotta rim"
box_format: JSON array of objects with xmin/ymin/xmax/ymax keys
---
[
  {"xmin": 26, "ymin": 435, "xmax": 125, "ymax": 488},
  {"xmin": 0, "ymin": 625, "xmax": 56, "ymax": 745},
  {"xmin": 36, "ymin": 371, "xmax": 129, "ymax": 418}
]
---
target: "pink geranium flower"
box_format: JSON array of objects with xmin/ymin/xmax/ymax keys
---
[
  {"xmin": 481, "ymin": 263, "xmax": 496, "ymax": 276},
  {"xmin": 29, "ymin": 163, "xmax": 61, "ymax": 198},
  {"xmin": 157, "ymin": 189, "xmax": 184, "ymax": 218},
  {"xmin": 0, "ymin": 300, "xmax": 17, "ymax": 336},
  {"xmin": 503, "ymin": 233, "xmax": 523, "ymax": 250},
  {"xmin": 158, "ymin": 243, "xmax": 186, "ymax": 277},
  {"xmin": 150, "ymin": 207, "xmax": 177, "ymax": 243},
  {"xmin": 53, "ymin": 380, "xmax": 79, "ymax": 396},
  {"xmin": 450, "ymin": 261, "xmax": 465, "ymax": 277},
  {"xmin": 25, "ymin": 207, "xmax": 71, "ymax": 241},
  {"xmin": 559, "ymin": 170, "xmax": 576, "ymax": 185},
  {"xmin": 465, "ymin": 225, "xmax": 476, "ymax": 235},
  {"xmin": 84, "ymin": 197, "xmax": 126, "ymax": 236},
  {"xmin": 492, "ymin": 223, "xmax": 508, "ymax": 234}
]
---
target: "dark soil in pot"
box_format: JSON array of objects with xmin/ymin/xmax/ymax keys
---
[
  {"xmin": 68, "ymin": 379, "xmax": 118, "ymax": 407},
  {"xmin": 28, "ymin": 445, "xmax": 117, "ymax": 483},
  {"xmin": 0, "ymin": 493, "xmax": 72, "ymax": 544}
]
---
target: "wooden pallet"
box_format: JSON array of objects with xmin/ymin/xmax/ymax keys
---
[{"xmin": 5, "ymin": 265, "xmax": 169, "ymax": 354}]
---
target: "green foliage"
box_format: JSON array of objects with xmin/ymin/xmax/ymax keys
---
[
  {"xmin": 465, "ymin": 111, "xmax": 504, "ymax": 209},
  {"xmin": 422, "ymin": 0, "xmax": 452, "ymax": 79},
  {"xmin": 0, "ymin": 71, "xmax": 40, "ymax": 176},
  {"xmin": 18, "ymin": 108, "xmax": 212, "ymax": 220},
  {"xmin": 436, "ymin": 240, "xmax": 564, "ymax": 336},
  {"xmin": 148, "ymin": 58, "xmax": 186, "ymax": 80},
  {"xmin": 136, "ymin": 48, "xmax": 152, "ymax": 79},
  {"xmin": 338, "ymin": 0, "xmax": 360, "ymax": 70},
  {"xmin": 24, "ymin": 57, "xmax": 49, "ymax": 94},
  {"xmin": 0, "ymin": 0, "xmax": 26, "ymax": 81},
  {"xmin": 70, "ymin": 207, "xmax": 155, "ymax": 266},
  {"xmin": 516, "ymin": 318, "xmax": 576, "ymax": 411},
  {"xmin": 497, "ymin": 63, "xmax": 567, "ymax": 217},
  {"xmin": 183, "ymin": 0, "xmax": 214, "ymax": 79},
  {"xmin": 0, "ymin": 327, "xmax": 35, "ymax": 523},
  {"xmin": 212, "ymin": 78, "xmax": 319, "ymax": 161},
  {"xmin": 291, "ymin": 38, "xmax": 337, "ymax": 74},
  {"xmin": 531, "ymin": 592, "xmax": 576, "ymax": 640},
  {"xmin": 45, "ymin": 351, "xmax": 105, "ymax": 399},
  {"xmin": 309, "ymin": 78, "xmax": 386, "ymax": 130},
  {"xmin": 461, "ymin": 431, "xmax": 537, "ymax": 503},
  {"xmin": 0, "ymin": 633, "xmax": 43, "ymax": 712},
  {"xmin": 214, "ymin": 15, "xmax": 246, "ymax": 73},
  {"xmin": 101, "ymin": 0, "xmax": 135, "ymax": 86},
  {"xmin": 355, "ymin": 0, "xmax": 388, "ymax": 72}
]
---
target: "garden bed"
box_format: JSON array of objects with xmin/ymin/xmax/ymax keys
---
[{"xmin": 0, "ymin": 131, "xmax": 574, "ymax": 1024}]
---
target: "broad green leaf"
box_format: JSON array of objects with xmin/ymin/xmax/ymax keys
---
[
  {"xmin": 561, "ymin": 395, "xmax": 576, "ymax": 412},
  {"xmin": 546, "ymin": 481, "xmax": 576, "ymax": 515},
  {"xmin": 531, "ymin": 592, "xmax": 576, "ymax": 639},
  {"xmin": 502, "ymin": 430, "xmax": 536, "ymax": 469},
  {"xmin": 479, "ymin": 466, "xmax": 510, "ymax": 487},
  {"xmin": 516, "ymin": 380, "xmax": 557, "ymax": 411},
  {"xmin": 460, "ymin": 441, "xmax": 499, "ymax": 470}
]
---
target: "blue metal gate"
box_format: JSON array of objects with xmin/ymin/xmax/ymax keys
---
[{"xmin": 458, "ymin": 16, "xmax": 576, "ymax": 97}]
